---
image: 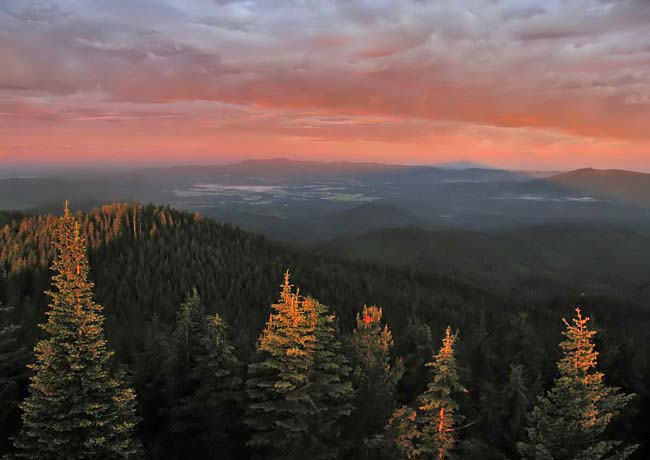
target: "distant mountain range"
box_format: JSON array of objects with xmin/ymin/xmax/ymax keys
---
[
  {"xmin": 140, "ymin": 158, "xmax": 406, "ymax": 183},
  {"xmin": 434, "ymin": 160, "xmax": 495, "ymax": 170},
  {"xmin": 2, "ymin": 159, "xmax": 649, "ymax": 239}
]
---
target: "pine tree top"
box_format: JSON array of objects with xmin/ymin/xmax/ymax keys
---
[
  {"xmin": 280, "ymin": 269, "xmax": 293, "ymax": 304},
  {"xmin": 352, "ymin": 305, "xmax": 394, "ymax": 355},
  {"xmin": 558, "ymin": 307, "xmax": 601, "ymax": 384},
  {"xmin": 358, "ymin": 304, "xmax": 383, "ymax": 327},
  {"xmin": 426, "ymin": 326, "xmax": 460, "ymax": 378}
]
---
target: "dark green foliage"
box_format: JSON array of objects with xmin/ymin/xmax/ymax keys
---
[
  {"xmin": 346, "ymin": 305, "xmax": 403, "ymax": 456},
  {"xmin": 498, "ymin": 364, "xmax": 532, "ymax": 456},
  {"xmin": 152, "ymin": 289, "xmax": 244, "ymax": 459},
  {"xmin": 132, "ymin": 313, "xmax": 169, "ymax": 456},
  {"xmin": 192, "ymin": 312, "xmax": 245, "ymax": 455},
  {"xmin": 304, "ymin": 296, "xmax": 354, "ymax": 459},
  {"xmin": 0, "ymin": 302, "xmax": 29, "ymax": 454},
  {"xmin": 0, "ymin": 304, "xmax": 24, "ymax": 374},
  {"xmin": 518, "ymin": 308, "xmax": 637, "ymax": 460},
  {"xmin": 12, "ymin": 204, "xmax": 141, "ymax": 459}
]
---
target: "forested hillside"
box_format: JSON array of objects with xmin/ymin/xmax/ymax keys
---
[
  {"xmin": 323, "ymin": 226, "xmax": 650, "ymax": 303},
  {"xmin": 1, "ymin": 203, "xmax": 648, "ymax": 458}
]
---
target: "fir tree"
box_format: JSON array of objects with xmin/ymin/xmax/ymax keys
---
[
  {"xmin": 499, "ymin": 364, "xmax": 530, "ymax": 455},
  {"xmin": 399, "ymin": 320, "xmax": 434, "ymax": 406},
  {"xmin": 416, "ymin": 326, "xmax": 464, "ymax": 460},
  {"xmin": 347, "ymin": 305, "xmax": 404, "ymax": 452},
  {"xmin": 303, "ymin": 296, "xmax": 354, "ymax": 459},
  {"xmin": 518, "ymin": 308, "xmax": 637, "ymax": 460},
  {"xmin": 370, "ymin": 406, "xmax": 418, "ymax": 460},
  {"xmin": 0, "ymin": 303, "xmax": 29, "ymax": 453},
  {"xmin": 171, "ymin": 288, "xmax": 205, "ymax": 367},
  {"xmin": 505, "ymin": 312, "xmax": 543, "ymax": 379},
  {"xmin": 133, "ymin": 313, "xmax": 169, "ymax": 457},
  {"xmin": 470, "ymin": 311, "xmax": 501, "ymax": 449},
  {"xmin": 12, "ymin": 202, "xmax": 141, "ymax": 459},
  {"xmin": 246, "ymin": 271, "xmax": 317, "ymax": 458},
  {"xmin": 155, "ymin": 287, "xmax": 203, "ymax": 451},
  {"xmin": 191, "ymin": 312, "xmax": 244, "ymax": 457},
  {"xmin": 158, "ymin": 289, "xmax": 243, "ymax": 459}
]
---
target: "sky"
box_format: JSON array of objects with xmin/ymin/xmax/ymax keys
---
[{"xmin": 1, "ymin": 0, "xmax": 649, "ymax": 171}]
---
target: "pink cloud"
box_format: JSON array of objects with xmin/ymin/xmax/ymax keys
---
[{"xmin": 0, "ymin": 0, "xmax": 648, "ymax": 169}]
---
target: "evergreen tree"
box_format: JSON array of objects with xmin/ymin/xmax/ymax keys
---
[
  {"xmin": 191, "ymin": 311, "xmax": 244, "ymax": 457},
  {"xmin": 505, "ymin": 312, "xmax": 543, "ymax": 380},
  {"xmin": 246, "ymin": 272, "xmax": 317, "ymax": 458},
  {"xmin": 518, "ymin": 308, "xmax": 637, "ymax": 460},
  {"xmin": 0, "ymin": 303, "xmax": 29, "ymax": 453},
  {"xmin": 347, "ymin": 305, "xmax": 404, "ymax": 453},
  {"xmin": 499, "ymin": 364, "xmax": 530, "ymax": 455},
  {"xmin": 470, "ymin": 311, "xmax": 501, "ymax": 449},
  {"xmin": 133, "ymin": 313, "xmax": 169, "ymax": 457},
  {"xmin": 303, "ymin": 296, "xmax": 354, "ymax": 459},
  {"xmin": 416, "ymin": 326, "xmax": 464, "ymax": 460},
  {"xmin": 370, "ymin": 406, "xmax": 418, "ymax": 460},
  {"xmin": 399, "ymin": 320, "xmax": 434, "ymax": 404},
  {"xmin": 171, "ymin": 289, "xmax": 205, "ymax": 367},
  {"xmin": 12, "ymin": 202, "xmax": 141, "ymax": 459},
  {"xmin": 157, "ymin": 289, "xmax": 243, "ymax": 459}
]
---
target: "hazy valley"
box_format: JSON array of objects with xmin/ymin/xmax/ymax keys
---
[{"xmin": 3, "ymin": 159, "xmax": 650, "ymax": 241}]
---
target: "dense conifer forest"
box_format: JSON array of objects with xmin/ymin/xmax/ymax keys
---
[{"xmin": 1, "ymin": 202, "xmax": 648, "ymax": 458}]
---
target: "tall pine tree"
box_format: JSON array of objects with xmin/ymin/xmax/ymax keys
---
[
  {"xmin": 498, "ymin": 364, "xmax": 531, "ymax": 456},
  {"xmin": 133, "ymin": 312, "xmax": 169, "ymax": 457},
  {"xmin": 12, "ymin": 202, "xmax": 141, "ymax": 459},
  {"xmin": 303, "ymin": 296, "xmax": 354, "ymax": 459},
  {"xmin": 347, "ymin": 305, "xmax": 404, "ymax": 454},
  {"xmin": 192, "ymin": 311, "xmax": 245, "ymax": 456},
  {"xmin": 246, "ymin": 273, "xmax": 355, "ymax": 459},
  {"xmin": 246, "ymin": 271, "xmax": 317, "ymax": 458},
  {"xmin": 416, "ymin": 326, "xmax": 464, "ymax": 460},
  {"xmin": 518, "ymin": 308, "xmax": 637, "ymax": 460},
  {"xmin": 156, "ymin": 289, "xmax": 243, "ymax": 459}
]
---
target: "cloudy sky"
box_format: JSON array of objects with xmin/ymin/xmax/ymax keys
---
[{"xmin": 1, "ymin": 0, "xmax": 649, "ymax": 170}]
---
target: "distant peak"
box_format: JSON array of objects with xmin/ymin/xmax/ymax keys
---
[
  {"xmin": 554, "ymin": 168, "xmax": 650, "ymax": 178},
  {"xmin": 236, "ymin": 158, "xmax": 397, "ymax": 168},
  {"xmin": 239, "ymin": 158, "xmax": 295, "ymax": 165},
  {"xmin": 435, "ymin": 161, "xmax": 495, "ymax": 170}
]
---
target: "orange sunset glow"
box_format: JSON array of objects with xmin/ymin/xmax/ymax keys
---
[
  {"xmin": 3, "ymin": 2, "xmax": 650, "ymax": 458},
  {"xmin": 1, "ymin": 1, "xmax": 649, "ymax": 170}
]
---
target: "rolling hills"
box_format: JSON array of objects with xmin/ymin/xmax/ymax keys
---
[
  {"xmin": 322, "ymin": 224, "xmax": 650, "ymax": 302},
  {"xmin": 546, "ymin": 168, "xmax": 650, "ymax": 207}
]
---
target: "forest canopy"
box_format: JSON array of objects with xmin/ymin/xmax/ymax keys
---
[{"xmin": 0, "ymin": 203, "xmax": 648, "ymax": 458}]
